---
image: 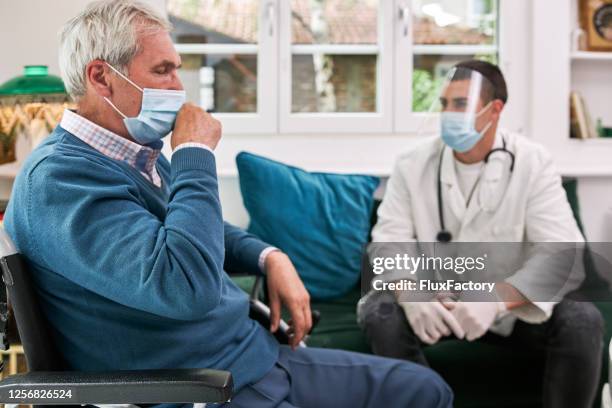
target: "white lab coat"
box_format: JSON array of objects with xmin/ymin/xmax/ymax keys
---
[{"xmin": 370, "ymin": 129, "xmax": 585, "ymax": 334}]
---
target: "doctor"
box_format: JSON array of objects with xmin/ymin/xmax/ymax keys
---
[{"xmin": 357, "ymin": 60, "xmax": 603, "ymax": 408}]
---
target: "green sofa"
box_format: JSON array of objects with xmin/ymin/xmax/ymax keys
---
[{"xmin": 234, "ymin": 179, "xmax": 611, "ymax": 407}]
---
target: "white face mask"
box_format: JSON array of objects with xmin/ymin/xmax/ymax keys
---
[{"xmin": 103, "ymin": 63, "xmax": 186, "ymax": 145}]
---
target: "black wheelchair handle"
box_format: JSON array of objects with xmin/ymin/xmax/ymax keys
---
[{"xmin": 249, "ymin": 300, "xmax": 321, "ymax": 346}]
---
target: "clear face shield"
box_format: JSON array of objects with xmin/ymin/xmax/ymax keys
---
[
  {"xmin": 419, "ymin": 67, "xmax": 496, "ymax": 153},
  {"xmin": 422, "ymin": 66, "xmax": 513, "ymax": 215}
]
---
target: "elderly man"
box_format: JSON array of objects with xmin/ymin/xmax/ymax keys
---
[{"xmin": 4, "ymin": 1, "xmax": 451, "ymax": 407}]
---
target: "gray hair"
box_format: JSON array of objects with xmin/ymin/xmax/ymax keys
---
[{"xmin": 59, "ymin": 0, "xmax": 172, "ymax": 101}]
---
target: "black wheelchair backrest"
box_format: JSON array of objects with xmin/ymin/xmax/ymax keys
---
[
  {"xmin": 0, "ymin": 228, "xmax": 233, "ymax": 406},
  {"xmin": 0, "ymin": 227, "xmax": 65, "ymax": 371}
]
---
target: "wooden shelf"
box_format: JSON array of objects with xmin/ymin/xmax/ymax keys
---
[
  {"xmin": 569, "ymin": 137, "xmax": 612, "ymax": 143},
  {"xmin": 559, "ymin": 166, "xmax": 612, "ymax": 178},
  {"xmin": 571, "ymin": 51, "xmax": 612, "ymax": 61}
]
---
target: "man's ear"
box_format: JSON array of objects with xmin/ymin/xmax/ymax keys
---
[
  {"xmin": 492, "ymin": 99, "xmax": 505, "ymax": 120},
  {"xmin": 85, "ymin": 60, "xmax": 113, "ymax": 98}
]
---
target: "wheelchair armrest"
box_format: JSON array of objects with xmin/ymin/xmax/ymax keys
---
[
  {"xmin": 249, "ymin": 299, "xmax": 320, "ymax": 346},
  {"xmin": 0, "ymin": 368, "xmax": 232, "ymax": 405}
]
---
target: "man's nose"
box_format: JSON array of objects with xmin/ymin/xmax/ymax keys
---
[{"xmin": 168, "ymin": 71, "xmax": 184, "ymax": 91}]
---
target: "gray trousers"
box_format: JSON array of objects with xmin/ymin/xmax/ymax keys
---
[{"xmin": 359, "ymin": 291, "xmax": 604, "ymax": 408}]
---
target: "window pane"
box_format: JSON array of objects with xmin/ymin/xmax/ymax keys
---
[
  {"xmin": 412, "ymin": 54, "xmax": 497, "ymax": 112},
  {"xmin": 292, "ymin": 54, "xmax": 376, "ymax": 113},
  {"xmin": 168, "ymin": 0, "xmax": 258, "ymax": 44},
  {"xmin": 178, "ymin": 54, "xmax": 257, "ymax": 113},
  {"xmin": 291, "ymin": 0, "xmax": 378, "ymax": 44},
  {"xmin": 412, "ymin": 0, "xmax": 497, "ymax": 45}
]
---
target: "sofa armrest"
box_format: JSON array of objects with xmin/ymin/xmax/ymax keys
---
[{"xmin": 0, "ymin": 368, "xmax": 232, "ymax": 405}]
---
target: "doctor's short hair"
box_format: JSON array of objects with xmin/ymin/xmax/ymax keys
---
[
  {"xmin": 59, "ymin": 0, "xmax": 172, "ymax": 101},
  {"xmin": 452, "ymin": 60, "xmax": 508, "ymax": 105}
]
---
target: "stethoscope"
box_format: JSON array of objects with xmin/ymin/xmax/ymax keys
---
[{"xmin": 436, "ymin": 136, "xmax": 515, "ymax": 243}]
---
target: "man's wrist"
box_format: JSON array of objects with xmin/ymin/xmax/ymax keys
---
[
  {"xmin": 496, "ymin": 300, "xmax": 508, "ymax": 317},
  {"xmin": 170, "ymin": 146, "xmax": 216, "ymax": 175},
  {"xmin": 173, "ymin": 142, "xmax": 215, "ymax": 154},
  {"xmin": 495, "ymin": 282, "xmax": 530, "ymax": 311},
  {"xmin": 259, "ymin": 247, "xmax": 282, "ymax": 273}
]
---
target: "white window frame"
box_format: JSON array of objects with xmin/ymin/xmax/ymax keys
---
[
  {"xmin": 167, "ymin": 0, "xmax": 528, "ymax": 175},
  {"xmin": 394, "ymin": 0, "xmax": 509, "ymax": 134},
  {"xmin": 278, "ymin": 0, "xmax": 394, "ymax": 134},
  {"xmin": 172, "ymin": 0, "xmax": 278, "ymax": 134}
]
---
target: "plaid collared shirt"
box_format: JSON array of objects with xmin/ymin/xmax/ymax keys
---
[{"xmin": 60, "ymin": 109, "xmax": 162, "ymax": 187}]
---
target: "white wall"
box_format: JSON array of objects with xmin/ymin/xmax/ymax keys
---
[
  {"xmin": 0, "ymin": 0, "xmax": 167, "ymax": 199},
  {"xmin": 1, "ymin": 0, "xmax": 611, "ymax": 241},
  {"xmin": 578, "ymin": 179, "xmax": 612, "ymax": 242},
  {"xmin": 0, "ymin": 0, "xmax": 166, "ymax": 82}
]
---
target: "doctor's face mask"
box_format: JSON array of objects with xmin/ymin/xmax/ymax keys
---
[
  {"xmin": 422, "ymin": 67, "xmax": 497, "ymax": 153},
  {"xmin": 103, "ymin": 63, "xmax": 186, "ymax": 145},
  {"xmin": 440, "ymin": 101, "xmax": 493, "ymax": 153}
]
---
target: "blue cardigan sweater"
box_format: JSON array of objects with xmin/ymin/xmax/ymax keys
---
[{"xmin": 4, "ymin": 127, "xmax": 278, "ymax": 396}]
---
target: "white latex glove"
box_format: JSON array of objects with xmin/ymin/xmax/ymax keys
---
[
  {"xmin": 445, "ymin": 302, "xmax": 507, "ymax": 341},
  {"xmin": 400, "ymin": 301, "xmax": 465, "ymax": 345}
]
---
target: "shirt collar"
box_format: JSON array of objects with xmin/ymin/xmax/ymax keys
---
[
  {"xmin": 59, "ymin": 109, "xmax": 162, "ymax": 181},
  {"xmin": 440, "ymin": 130, "xmax": 502, "ymax": 186}
]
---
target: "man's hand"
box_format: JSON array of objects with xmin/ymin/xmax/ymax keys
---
[
  {"xmin": 444, "ymin": 302, "xmax": 506, "ymax": 341},
  {"xmin": 265, "ymin": 251, "xmax": 312, "ymax": 349},
  {"xmin": 171, "ymin": 103, "xmax": 222, "ymax": 150},
  {"xmin": 400, "ymin": 301, "xmax": 465, "ymax": 345}
]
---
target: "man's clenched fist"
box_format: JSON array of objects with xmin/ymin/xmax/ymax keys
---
[{"xmin": 171, "ymin": 103, "xmax": 222, "ymax": 150}]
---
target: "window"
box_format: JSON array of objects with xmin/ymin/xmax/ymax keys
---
[
  {"xmin": 167, "ymin": 0, "xmax": 508, "ymax": 136},
  {"xmin": 279, "ymin": 0, "xmax": 393, "ymax": 133},
  {"xmin": 394, "ymin": 0, "xmax": 499, "ymax": 131},
  {"xmin": 168, "ymin": 0, "xmax": 277, "ymax": 133},
  {"xmin": 290, "ymin": 1, "xmax": 378, "ymax": 114},
  {"xmin": 412, "ymin": 0, "xmax": 498, "ymax": 111}
]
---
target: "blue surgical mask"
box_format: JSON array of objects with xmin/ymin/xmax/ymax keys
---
[
  {"xmin": 103, "ymin": 63, "xmax": 186, "ymax": 145},
  {"xmin": 441, "ymin": 102, "xmax": 493, "ymax": 153}
]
